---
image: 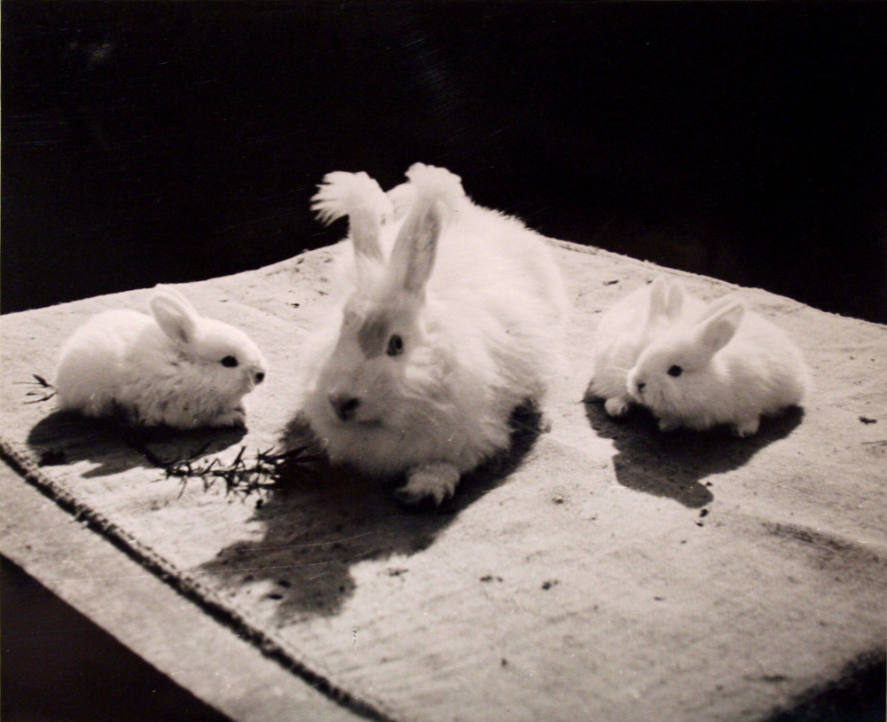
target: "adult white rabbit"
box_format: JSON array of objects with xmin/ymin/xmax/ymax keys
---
[{"xmin": 300, "ymin": 163, "xmax": 568, "ymax": 504}]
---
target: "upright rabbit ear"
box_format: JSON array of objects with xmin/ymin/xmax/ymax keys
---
[
  {"xmin": 695, "ymin": 292, "xmax": 741, "ymax": 322},
  {"xmin": 150, "ymin": 291, "xmax": 200, "ymax": 345},
  {"xmin": 388, "ymin": 198, "xmax": 445, "ymax": 295},
  {"xmin": 694, "ymin": 300, "xmax": 745, "ymax": 356},
  {"xmin": 664, "ymin": 281, "xmax": 686, "ymax": 320},
  {"xmin": 311, "ymin": 171, "xmax": 385, "ymax": 265},
  {"xmin": 647, "ymin": 277, "xmax": 685, "ymax": 325},
  {"xmin": 646, "ymin": 276, "xmax": 670, "ymax": 324},
  {"xmin": 152, "ymin": 284, "xmax": 198, "ymax": 315}
]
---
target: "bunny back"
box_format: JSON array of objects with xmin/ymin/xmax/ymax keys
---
[{"xmin": 55, "ymin": 309, "xmax": 155, "ymax": 417}]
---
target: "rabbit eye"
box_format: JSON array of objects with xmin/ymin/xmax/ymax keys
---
[
  {"xmin": 668, "ymin": 364, "xmax": 683, "ymax": 377},
  {"xmin": 386, "ymin": 334, "xmax": 404, "ymax": 357},
  {"xmin": 221, "ymin": 355, "xmax": 239, "ymax": 368}
]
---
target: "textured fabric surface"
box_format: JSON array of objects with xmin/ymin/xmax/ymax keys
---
[{"xmin": 2, "ymin": 240, "xmax": 885, "ymax": 721}]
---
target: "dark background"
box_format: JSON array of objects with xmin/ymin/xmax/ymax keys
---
[
  {"xmin": 2, "ymin": 2, "xmax": 886, "ymax": 721},
  {"xmin": 3, "ymin": 1, "xmax": 887, "ymax": 321}
]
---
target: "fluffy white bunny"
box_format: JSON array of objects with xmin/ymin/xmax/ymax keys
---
[
  {"xmin": 584, "ymin": 276, "xmax": 706, "ymax": 417},
  {"xmin": 54, "ymin": 286, "xmax": 266, "ymax": 428},
  {"xmin": 626, "ymin": 294, "xmax": 810, "ymax": 436},
  {"xmin": 300, "ymin": 163, "xmax": 569, "ymax": 504}
]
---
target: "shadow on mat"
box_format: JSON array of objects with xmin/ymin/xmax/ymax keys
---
[
  {"xmin": 199, "ymin": 401, "xmax": 545, "ymax": 621},
  {"xmin": 25, "ymin": 410, "xmax": 246, "ymax": 478},
  {"xmin": 584, "ymin": 402, "xmax": 805, "ymax": 508}
]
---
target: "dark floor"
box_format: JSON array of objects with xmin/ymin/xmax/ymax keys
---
[
  {"xmin": 1, "ymin": 555, "xmax": 231, "ymax": 722},
  {"xmin": 2, "ymin": 3, "xmax": 886, "ymax": 720},
  {"xmin": 2, "ymin": 551, "xmax": 884, "ymax": 722}
]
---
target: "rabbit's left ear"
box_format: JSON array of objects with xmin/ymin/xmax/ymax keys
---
[
  {"xmin": 648, "ymin": 276, "xmax": 685, "ymax": 324},
  {"xmin": 151, "ymin": 292, "xmax": 200, "ymax": 344},
  {"xmin": 664, "ymin": 281, "xmax": 686, "ymax": 320},
  {"xmin": 694, "ymin": 301, "xmax": 745, "ymax": 356},
  {"xmin": 152, "ymin": 285, "xmax": 198, "ymax": 315},
  {"xmin": 388, "ymin": 199, "xmax": 445, "ymax": 295}
]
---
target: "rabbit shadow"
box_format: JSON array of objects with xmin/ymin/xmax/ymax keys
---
[
  {"xmin": 25, "ymin": 410, "xmax": 246, "ymax": 478},
  {"xmin": 198, "ymin": 401, "xmax": 545, "ymax": 623},
  {"xmin": 584, "ymin": 401, "xmax": 805, "ymax": 508}
]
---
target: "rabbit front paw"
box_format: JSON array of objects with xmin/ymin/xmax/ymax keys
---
[
  {"xmin": 604, "ymin": 396, "xmax": 630, "ymax": 417},
  {"xmin": 211, "ymin": 406, "xmax": 247, "ymax": 429},
  {"xmin": 395, "ymin": 462, "xmax": 461, "ymax": 506},
  {"xmin": 733, "ymin": 417, "xmax": 760, "ymax": 437}
]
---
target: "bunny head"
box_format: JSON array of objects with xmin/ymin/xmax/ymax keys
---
[
  {"xmin": 586, "ymin": 275, "xmax": 696, "ymax": 414},
  {"xmin": 150, "ymin": 286, "xmax": 267, "ymax": 404},
  {"xmin": 626, "ymin": 299, "xmax": 746, "ymax": 423},
  {"xmin": 309, "ymin": 194, "xmax": 449, "ymax": 431}
]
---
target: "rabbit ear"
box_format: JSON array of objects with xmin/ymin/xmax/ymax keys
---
[
  {"xmin": 387, "ymin": 198, "xmax": 445, "ymax": 295},
  {"xmin": 348, "ymin": 206, "xmax": 384, "ymax": 266},
  {"xmin": 150, "ymin": 292, "xmax": 200, "ymax": 344},
  {"xmin": 664, "ymin": 281, "xmax": 686, "ymax": 320},
  {"xmin": 311, "ymin": 171, "xmax": 384, "ymax": 264},
  {"xmin": 694, "ymin": 300, "xmax": 745, "ymax": 356},
  {"xmin": 646, "ymin": 277, "xmax": 670, "ymax": 324},
  {"xmin": 646, "ymin": 277, "xmax": 685, "ymax": 325},
  {"xmin": 152, "ymin": 284, "xmax": 198, "ymax": 315},
  {"xmin": 694, "ymin": 292, "xmax": 741, "ymax": 323}
]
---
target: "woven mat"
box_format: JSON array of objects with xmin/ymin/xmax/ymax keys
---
[{"xmin": 2, "ymin": 240, "xmax": 885, "ymax": 721}]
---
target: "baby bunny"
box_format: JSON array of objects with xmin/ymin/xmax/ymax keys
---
[
  {"xmin": 54, "ymin": 286, "xmax": 266, "ymax": 429},
  {"xmin": 626, "ymin": 295, "xmax": 810, "ymax": 436},
  {"xmin": 301, "ymin": 163, "xmax": 569, "ymax": 505},
  {"xmin": 584, "ymin": 276, "xmax": 705, "ymax": 417}
]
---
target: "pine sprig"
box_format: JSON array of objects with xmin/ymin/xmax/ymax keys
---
[
  {"xmin": 16, "ymin": 374, "xmax": 56, "ymax": 404},
  {"xmin": 158, "ymin": 442, "xmax": 324, "ymax": 501}
]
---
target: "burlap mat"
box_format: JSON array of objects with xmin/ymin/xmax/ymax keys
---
[{"xmin": 2, "ymin": 239, "xmax": 885, "ymax": 721}]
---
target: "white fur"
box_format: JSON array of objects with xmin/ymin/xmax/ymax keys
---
[
  {"xmin": 585, "ymin": 276, "xmax": 705, "ymax": 417},
  {"xmin": 626, "ymin": 294, "xmax": 811, "ymax": 435},
  {"xmin": 300, "ymin": 163, "xmax": 569, "ymax": 503},
  {"xmin": 54, "ymin": 286, "xmax": 267, "ymax": 429}
]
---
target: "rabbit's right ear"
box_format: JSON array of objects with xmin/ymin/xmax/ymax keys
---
[
  {"xmin": 311, "ymin": 171, "xmax": 384, "ymax": 264},
  {"xmin": 693, "ymin": 301, "xmax": 745, "ymax": 357},
  {"xmin": 151, "ymin": 293, "xmax": 199, "ymax": 345},
  {"xmin": 388, "ymin": 199, "xmax": 445, "ymax": 295}
]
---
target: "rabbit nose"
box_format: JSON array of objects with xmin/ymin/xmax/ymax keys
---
[{"xmin": 329, "ymin": 393, "xmax": 360, "ymax": 422}]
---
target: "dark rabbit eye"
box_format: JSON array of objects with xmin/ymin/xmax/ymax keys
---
[
  {"xmin": 221, "ymin": 355, "xmax": 239, "ymax": 368},
  {"xmin": 668, "ymin": 364, "xmax": 683, "ymax": 377},
  {"xmin": 386, "ymin": 334, "xmax": 404, "ymax": 357}
]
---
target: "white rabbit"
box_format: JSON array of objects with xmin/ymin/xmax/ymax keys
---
[
  {"xmin": 584, "ymin": 276, "xmax": 706, "ymax": 417},
  {"xmin": 54, "ymin": 286, "xmax": 267, "ymax": 429},
  {"xmin": 626, "ymin": 295, "xmax": 811, "ymax": 436},
  {"xmin": 300, "ymin": 163, "xmax": 569, "ymax": 505}
]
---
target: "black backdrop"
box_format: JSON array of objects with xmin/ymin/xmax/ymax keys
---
[{"xmin": 3, "ymin": 1, "xmax": 886, "ymax": 322}]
